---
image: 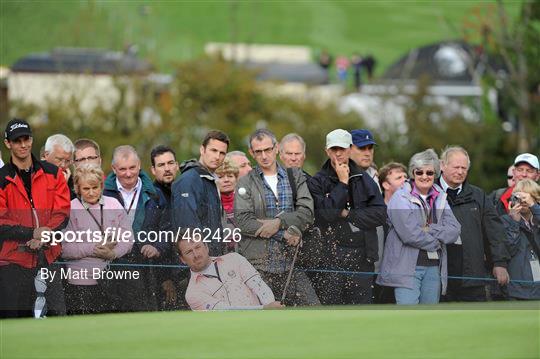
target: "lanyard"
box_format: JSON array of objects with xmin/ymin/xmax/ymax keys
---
[
  {"xmin": 82, "ymin": 199, "xmax": 104, "ymax": 234},
  {"xmin": 125, "ymin": 189, "xmax": 138, "ymax": 215},
  {"xmin": 418, "ymin": 196, "xmax": 433, "ymax": 226},
  {"xmin": 202, "ymin": 262, "xmax": 222, "ymax": 283}
]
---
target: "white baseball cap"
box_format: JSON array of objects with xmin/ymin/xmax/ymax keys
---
[
  {"xmin": 514, "ymin": 153, "xmax": 539, "ymax": 170},
  {"xmin": 326, "ymin": 129, "xmax": 352, "ymax": 149}
]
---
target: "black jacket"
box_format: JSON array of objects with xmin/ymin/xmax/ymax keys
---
[
  {"xmin": 308, "ymin": 159, "xmax": 386, "ymax": 262},
  {"xmin": 439, "ymin": 179, "xmax": 510, "ymax": 286},
  {"xmin": 141, "ymin": 180, "xmax": 183, "ymax": 285},
  {"xmin": 140, "ymin": 180, "xmax": 174, "ymax": 256}
]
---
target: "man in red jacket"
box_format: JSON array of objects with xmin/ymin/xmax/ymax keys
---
[{"xmin": 0, "ymin": 119, "xmax": 70, "ymax": 318}]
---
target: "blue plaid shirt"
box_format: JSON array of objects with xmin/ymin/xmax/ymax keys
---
[{"xmin": 256, "ymin": 164, "xmax": 295, "ymax": 273}]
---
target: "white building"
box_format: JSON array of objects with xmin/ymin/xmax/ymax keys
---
[{"xmin": 8, "ymin": 48, "xmax": 153, "ymax": 115}]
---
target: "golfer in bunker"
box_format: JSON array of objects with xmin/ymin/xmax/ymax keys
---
[{"xmin": 178, "ymin": 235, "xmax": 284, "ymax": 310}]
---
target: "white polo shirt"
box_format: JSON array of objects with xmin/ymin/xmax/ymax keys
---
[{"xmin": 186, "ymin": 253, "xmax": 276, "ymax": 310}]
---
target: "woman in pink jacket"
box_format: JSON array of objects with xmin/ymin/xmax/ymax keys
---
[{"xmin": 62, "ymin": 164, "xmax": 133, "ymax": 314}]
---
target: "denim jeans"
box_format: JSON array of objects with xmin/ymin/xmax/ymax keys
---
[{"xmin": 395, "ymin": 266, "xmax": 441, "ymax": 305}]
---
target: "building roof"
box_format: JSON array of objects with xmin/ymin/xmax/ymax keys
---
[
  {"xmin": 11, "ymin": 48, "xmax": 152, "ymax": 75},
  {"xmin": 243, "ymin": 61, "xmax": 328, "ymax": 85},
  {"xmin": 382, "ymin": 40, "xmax": 504, "ymax": 85}
]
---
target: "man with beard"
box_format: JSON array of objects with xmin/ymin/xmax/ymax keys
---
[
  {"xmin": 179, "ymin": 236, "xmax": 283, "ymax": 311},
  {"xmin": 142, "ymin": 145, "xmax": 181, "ymax": 309}
]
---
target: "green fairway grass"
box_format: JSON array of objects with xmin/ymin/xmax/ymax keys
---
[
  {"xmin": 0, "ymin": 1, "xmax": 522, "ymax": 73},
  {"xmin": 1, "ymin": 302, "xmax": 538, "ymax": 358}
]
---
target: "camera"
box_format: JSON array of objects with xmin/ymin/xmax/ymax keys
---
[{"xmin": 509, "ymin": 194, "xmax": 523, "ymax": 205}]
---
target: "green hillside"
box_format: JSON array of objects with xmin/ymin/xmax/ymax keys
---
[{"xmin": 0, "ymin": 1, "xmax": 522, "ymax": 73}]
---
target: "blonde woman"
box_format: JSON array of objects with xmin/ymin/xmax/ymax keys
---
[
  {"xmin": 62, "ymin": 164, "xmax": 133, "ymax": 314},
  {"xmin": 216, "ymin": 158, "xmax": 240, "ymax": 252},
  {"xmin": 502, "ymin": 179, "xmax": 540, "ymax": 300}
]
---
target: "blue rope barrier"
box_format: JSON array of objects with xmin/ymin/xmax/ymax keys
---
[{"xmin": 52, "ymin": 261, "xmax": 538, "ymax": 285}]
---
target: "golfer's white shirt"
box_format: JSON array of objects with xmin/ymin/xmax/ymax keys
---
[{"xmin": 186, "ymin": 253, "xmax": 275, "ymax": 311}]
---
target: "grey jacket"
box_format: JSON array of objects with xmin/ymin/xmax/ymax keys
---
[
  {"xmin": 234, "ymin": 166, "xmax": 314, "ymax": 272},
  {"xmin": 376, "ymin": 181, "xmax": 461, "ymax": 294}
]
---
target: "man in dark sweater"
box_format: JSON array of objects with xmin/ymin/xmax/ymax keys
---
[{"xmin": 143, "ymin": 145, "xmax": 181, "ymax": 309}]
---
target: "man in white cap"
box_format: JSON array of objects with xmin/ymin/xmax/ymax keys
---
[
  {"xmin": 307, "ymin": 129, "xmax": 386, "ymax": 305},
  {"xmin": 490, "ymin": 153, "xmax": 539, "ymax": 216}
]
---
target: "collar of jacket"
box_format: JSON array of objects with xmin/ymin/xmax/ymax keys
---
[
  {"xmin": 180, "ymin": 159, "xmax": 198, "ymax": 174},
  {"xmin": 244, "ymin": 165, "xmax": 272, "ymax": 198},
  {"xmin": 79, "ymin": 195, "xmax": 105, "ymax": 209},
  {"xmin": 254, "ymin": 163, "xmax": 286, "ymax": 179},
  {"xmin": 320, "ymin": 158, "xmax": 364, "ymax": 181},
  {"xmin": 399, "ymin": 180, "xmax": 446, "ymax": 208},
  {"xmin": 4, "ymin": 153, "xmax": 46, "ymax": 179},
  {"xmin": 180, "ymin": 159, "xmax": 216, "ymax": 182},
  {"xmin": 194, "ymin": 257, "xmax": 223, "ymax": 283},
  {"xmin": 153, "ymin": 180, "xmax": 172, "ymax": 199},
  {"xmin": 435, "ymin": 177, "xmax": 475, "ymax": 206},
  {"xmin": 104, "ymin": 170, "xmax": 156, "ymax": 196}
]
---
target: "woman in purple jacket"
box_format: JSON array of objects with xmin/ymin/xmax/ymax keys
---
[
  {"xmin": 62, "ymin": 164, "xmax": 133, "ymax": 314},
  {"xmin": 377, "ymin": 149, "xmax": 460, "ymax": 304}
]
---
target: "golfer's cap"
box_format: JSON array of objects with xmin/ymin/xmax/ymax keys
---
[
  {"xmin": 514, "ymin": 153, "xmax": 539, "ymax": 170},
  {"xmin": 5, "ymin": 118, "xmax": 32, "ymax": 141},
  {"xmin": 326, "ymin": 129, "xmax": 352, "ymax": 149}
]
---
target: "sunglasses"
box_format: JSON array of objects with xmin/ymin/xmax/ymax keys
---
[
  {"xmin": 507, "ymin": 176, "xmax": 513, "ymax": 180},
  {"xmin": 414, "ymin": 170, "xmax": 435, "ymax": 177}
]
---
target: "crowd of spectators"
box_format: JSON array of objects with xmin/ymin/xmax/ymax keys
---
[{"xmin": 1, "ymin": 118, "xmax": 539, "ymax": 316}]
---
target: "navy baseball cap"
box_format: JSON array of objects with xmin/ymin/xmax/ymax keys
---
[
  {"xmin": 351, "ymin": 129, "xmax": 376, "ymax": 147},
  {"xmin": 5, "ymin": 118, "xmax": 32, "ymax": 141}
]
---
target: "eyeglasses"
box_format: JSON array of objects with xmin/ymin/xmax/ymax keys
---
[
  {"xmin": 414, "ymin": 170, "xmax": 435, "ymax": 177},
  {"xmin": 507, "ymin": 176, "xmax": 513, "ymax": 180},
  {"xmin": 74, "ymin": 155, "xmax": 100, "ymax": 163},
  {"xmin": 54, "ymin": 157, "xmax": 73, "ymax": 166},
  {"xmin": 253, "ymin": 145, "xmax": 275, "ymax": 157}
]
